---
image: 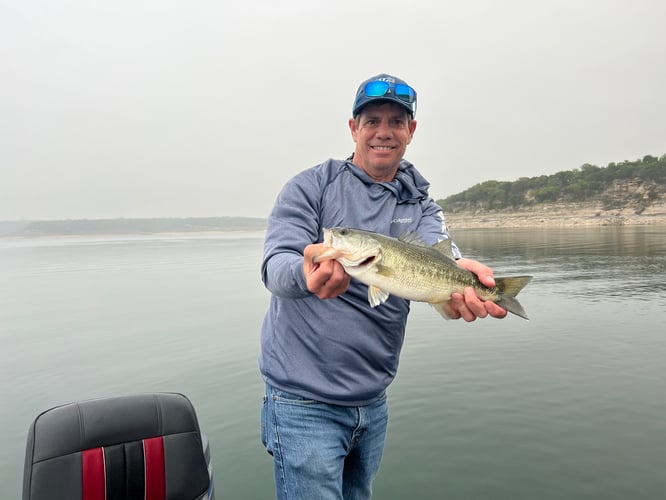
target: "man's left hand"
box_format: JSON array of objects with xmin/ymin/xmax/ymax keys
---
[{"xmin": 439, "ymin": 258, "xmax": 508, "ymax": 322}]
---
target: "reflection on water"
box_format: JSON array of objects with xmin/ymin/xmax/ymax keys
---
[
  {"xmin": 452, "ymin": 226, "xmax": 666, "ymax": 301},
  {"xmin": 455, "ymin": 226, "xmax": 665, "ymax": 257},
  {"xmin": 1, "ymin": 226, "xmax": 665, "ymax": 499},
  {"xmin": 380, "ymin": 226, "xmax": 666, "ymax": 499}
]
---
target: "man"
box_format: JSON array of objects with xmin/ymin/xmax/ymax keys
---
[{"xmin": 259, "ymin": 74, "xmax": 507, "ymax": 500}]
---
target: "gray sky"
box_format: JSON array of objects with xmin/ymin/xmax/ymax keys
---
[{"xmin": 1, "ymin": 0, "xmax": 665, "ymax": 220}]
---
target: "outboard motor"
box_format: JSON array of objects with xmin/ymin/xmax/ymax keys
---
[{"xmin": 22, "ymin": 392, "xmax": 215, "ymax": 500}]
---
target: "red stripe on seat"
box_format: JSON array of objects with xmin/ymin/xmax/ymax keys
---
[
  {"xmin": 82, "ymin": 447, "xmax": 106, "ymax": 500},
  {"xmin": 144, "ymin": 437, "xmax": 166, "ymax": 500}
]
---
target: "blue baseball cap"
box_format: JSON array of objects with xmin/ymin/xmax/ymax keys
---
[{"xmin": 352, "ymin": 74, "xmax": 417, "ymax": 118}]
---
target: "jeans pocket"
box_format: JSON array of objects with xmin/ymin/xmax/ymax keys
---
[
  {"xmin": 261, "ymin": 395, "xmax": 267, "ymax": 447},
  {"xmin": 270, "ymin": 386, "xmax": 317, "ymax": 405},
  {"xmin": 261, "ymin": 394, "xmax": 274, "ymax": 456}
]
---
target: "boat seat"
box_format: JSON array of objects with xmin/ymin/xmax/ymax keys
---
[{"xmin": 22, "ymin": 392, "xmax": 213, "ymax": 500}]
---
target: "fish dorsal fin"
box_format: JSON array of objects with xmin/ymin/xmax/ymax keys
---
[
  {"xmin": 368, "ymin": 285, "xmax": 390, "ymax": 307},
  {"xmin": 399, "ymin": 232, "xmax": 428, "ymax": 247},
  {"xmin": 432, "ymin": 237, "xmax": 456, "ymax": 259},
  {"xmin": 400, "ymin": 232, "xmax": 456, "ymax": 259}
]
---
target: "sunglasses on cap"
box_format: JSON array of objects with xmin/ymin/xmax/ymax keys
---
[
  {"xmin": 363, "ymin": 80, "xmax": 416, "ymax": 104},
  {"xmin": 353, "ymin": 77, "xmax": 418, "ymax": 117}
]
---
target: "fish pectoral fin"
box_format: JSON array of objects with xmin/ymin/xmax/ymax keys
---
[
  {"xmin": 431, "ymin": 301, "xmax": 454, "ymax": 320},
  {"xmin": 368, "ymin": 285, "xmax": 390, "ymax": 308}
]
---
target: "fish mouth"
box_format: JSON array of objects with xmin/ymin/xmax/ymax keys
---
[
  {"xmin": 313, "ymin": 227, "xmax": 380, "ymax": 267},
  {"xmin": 312, "ymin": 229, "xmax": 337, "ymax": 263},
  {"xmin": 336, "ymin": 253, "xmax": 378, "ymax": 269},
  {"xmin": 357, "ymin": 255, "xmax": 376, "ymax": 267},
  {"xmin": 313, "ymin": 249, "xmax": 378, "ymax": 268},
  {"xmin": 313, "ymin": 246, "xmax": 341, "ymax": 263},
  {"xmin": 320, "ymin": 231, "xmax": 329, "ymax": 246}
]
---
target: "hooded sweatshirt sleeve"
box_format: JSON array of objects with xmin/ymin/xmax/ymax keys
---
[
  {"xmin": 417, "ymin": 197, "xmax": 463, "ymax": 259},
  {"xmin": 261, "ymin": 167, "xmax": 324, "ymax": 298}
]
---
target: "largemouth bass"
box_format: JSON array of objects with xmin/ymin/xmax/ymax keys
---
[{"xmin": 313, "ymin": 227, "xmax": 532, "ymax": 320}]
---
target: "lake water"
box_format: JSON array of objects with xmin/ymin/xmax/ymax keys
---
[{"xmin": 1, "ymin": 226, "xmax": 665, "ymax": 499}]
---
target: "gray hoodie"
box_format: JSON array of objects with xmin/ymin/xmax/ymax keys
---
[{"xmin": 259, "ymin": 157, "xmax": 460, "ymax": 405}]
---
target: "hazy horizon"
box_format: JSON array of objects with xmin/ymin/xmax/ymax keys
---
[
  {"xmin": 2, "ymin": 0, "xmax": 665, "ymax": 220},
  {"xmin": 0, "ymin": 215, "xmax": 268, "ymax": 223},
  {"xmin": 1, "ymin": 155, "xmax": 663, "ymax": 224}
]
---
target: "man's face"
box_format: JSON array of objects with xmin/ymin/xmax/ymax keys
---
[{"xmin": 349, "ymin": 102, "xmax": 417, "ymax": 182}]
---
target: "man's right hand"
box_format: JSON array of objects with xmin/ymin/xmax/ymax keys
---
[{"xmin": 303, "ymin": 243, "xmax": 351, "ymax": 299}]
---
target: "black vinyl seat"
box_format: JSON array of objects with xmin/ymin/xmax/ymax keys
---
[{"xmin": 22, "ymin": 392, "xmax": 214, "ymax": 500}]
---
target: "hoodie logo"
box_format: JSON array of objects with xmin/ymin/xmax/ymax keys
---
[{"xmin": 391, "ymin": 218, "xmax": 413, "ymax": 224}]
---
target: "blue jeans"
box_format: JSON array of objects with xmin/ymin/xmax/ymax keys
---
[{"xmin": 261, "ymin": 384, "xmax": 388, "ymax": 500}]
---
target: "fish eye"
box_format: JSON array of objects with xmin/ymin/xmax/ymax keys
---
[{"xmin": 340, "ymin": 228, "xmax": 350, "ymax": 235}]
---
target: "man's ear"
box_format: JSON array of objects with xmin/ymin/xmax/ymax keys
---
[{"xmin": 349, "ymin": 117, "xmax": 359, "ymax": 142}]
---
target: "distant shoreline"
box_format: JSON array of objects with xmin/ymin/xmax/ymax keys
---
[
  {"xmin": 2, "ymin": 204, "xmax": 666, "ymax": 237},
  {"xmin": 0, "ymin": 216, "xmax": 267, "ymax": 238},
  {"xmin": 444, "ymin": 202, "xmax": 666, "ymax": 229}
]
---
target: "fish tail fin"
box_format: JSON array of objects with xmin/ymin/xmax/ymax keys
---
[{"xmin": 494, "ymin": 276, "xmax": 533, "ymax": 320}]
